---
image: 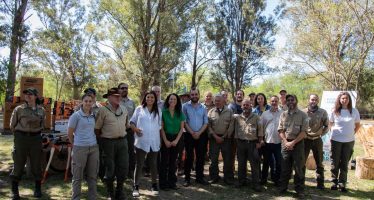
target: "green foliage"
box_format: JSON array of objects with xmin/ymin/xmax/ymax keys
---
[
  {"xmin": 357, "ymin": 67, "xmax": 374, "ymax": 111},
  {"xmin": 30, "ymin": 0, "xmax": 100, "ymax": 99},
  {"xmin": 100, "ymin": 0, "xmax": 197, "ymax": 100},
  {"xmin": 285, "ymin": 0, "xmax": 374, "ymax": 91},
  {"xmin": 247, "ymin": 73, "xmax": 326, "ymax": 107},
  {"xmin": 206, "ymin": 0, "xmax": 281, "ymax": 97}
]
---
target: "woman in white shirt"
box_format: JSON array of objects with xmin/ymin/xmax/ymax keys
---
[
  {"xmin": 130, "ymin": 91, "xmax": 162, "ymax": 197},
  {"xmin": 329, "ymin": 92, "xmax": 360, "ymax": 192}
]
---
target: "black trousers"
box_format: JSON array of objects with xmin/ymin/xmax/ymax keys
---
[
  {"xmin": 184, "ymin": 132, "xmax": 208, "ymax": 180},
  {"xmin": 126, "ymin": 128, "xmax": 135, "ymax": 174},
  {"xmin": 261, "ymin": 143, "xmax": 281, "ymax": 183},
  {"xmin": 159, "ymin": 134, "xmax": 182, "ymax": 187},
  {"xmin": 304, "ymin": 138, "xmax": 324, "ymax": 185},
  {"xmin": 279, "ymin": 140, "xmax": 305, "ymax": 193},
  {"xmin": 10, "ymin": 132, "xmax": 42, "ymax": 182},
  {"xmin": 330, "ymin": 140, "xmax": 354, "ymax": 186}
]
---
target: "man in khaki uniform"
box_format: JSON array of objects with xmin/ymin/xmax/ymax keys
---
[
  {"xmin": 235, "ymin": 98, "xmax": 264, "ymax": 191},
  {"xmin": 278, "ymin": 94, "xmax": 308, "ymax": 198},
  {"xmin": 303, "ymin": 94, "xmax": 329, "ymax": 189},
  {"xmin": 208, "ymin": 94, "xmax": 235, "ymax": 185},
  {"xmin": 95, "ymin": 88, "xmax": 129, "ymax": 200}
]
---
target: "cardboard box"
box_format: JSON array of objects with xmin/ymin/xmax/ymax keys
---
[
  {"xmin": 20, "ymin": 77, "xmax": 43, "ymax": 100},
  {"xmin": 3, "ymin": 102, "xmax": 22, "ymax": 129}
]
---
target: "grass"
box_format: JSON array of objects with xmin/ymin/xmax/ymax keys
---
[{"xmin": 0, "ymin": 134, "xmax": 373, "ymax": 200}]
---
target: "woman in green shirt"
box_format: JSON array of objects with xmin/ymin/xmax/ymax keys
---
[{"xmin": 159, "ymin": 93, "xmax": 186, "ymax": 190}]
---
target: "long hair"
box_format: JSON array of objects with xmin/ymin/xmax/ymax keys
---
[
  {"xmin": 253, "ymin": 93, "xmax": 268, "ymax": 107},
  {"xmin": 334, "ymin": 92, "xmax": 352, "ymax": 116},
  {"xmin": 141, "ymin": 91, "xmax": 159, "ymax": 118},
  {"xmin": 164, "ymin": 93, "xmax": 182, "ymax": 117}
]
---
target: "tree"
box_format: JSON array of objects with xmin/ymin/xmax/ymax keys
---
[
  {"xmin": 100, "ymin": 0, "xmax": 194, "ymax": 99},
  {"xmin": 2, "ymin": 0, "xmax": 29, "ymax": 100},
  {"xmin": 185, "ymin": 1, "xmax": 219, "ymax": 89},
  {"xmin": 206, "ymin": 0, "xmax": 278, "ymax": 98},
  {"xmin": 30, "ymin": 0, "xmax": 100, "ymax": 99},
  {"xmin": 285, "ymin": 0, "xmax": 374, "ymax": 91}
]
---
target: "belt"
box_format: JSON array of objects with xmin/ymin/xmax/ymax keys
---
[
  {"xmin": 16, "ymin": 130, "xmax": 41, "ymax": 136},
  {"xmin": 238, "ymin": 138, "xmax": 257, "ymax": 143},
  {"xmin": 286, "ymin": 139, "xmax": 295, "ymax": 142},
  {"xmin": 306, "ymin": 136, "xmax": 321, "ymax": 140},
  {"xmin": 101, "ymin": 136, "xmax": 126, "ymax": 140}
]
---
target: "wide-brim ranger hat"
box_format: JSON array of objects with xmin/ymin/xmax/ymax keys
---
[
  {"xmin": 103, "ymin": 87, "xmax": 121, "ymax": 98},
  {"xmin": 22, "ymin": 87, "xmax": 39, "ymax": 96}
]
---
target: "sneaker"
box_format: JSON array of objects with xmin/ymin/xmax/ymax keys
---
[
  {"xmin": 253, "ymin": 185, "xmax": 264, "ymax": 192},
  {"xmin": 331, "ymin": 184, "xmax": 338, "ymax": 190},
  {"xmin": 338, "ymin": 183, "xmax": 348, "ymax": 193},
  {"xmin": 196, "ymin": 178, "xmax": 210, "ymax": 185},
  {"xmin": 169, "ymin": 184, "xmax": 179, "ymax": 190},
  {"xmin": 340, "ymin": 186, "xmax": 348, "ymax": 193},
  {"xmin": 296, "ymin": 192, "xmax": 305, "ymax": 198},
  {"xmin": 235, "ymin": 181, "xmax": 247, "ymax": 188},
  {"xmin": 278, "ymin": 188, "xmax": 288, "ymax": 194},
  {"xmin": 132, "ymin": 185, "xmax": 140, "ymax": 197},
  {"xmin": 151, "ymin": 183, "xmax": 159, "ymax": 195},
  {"xmin": 317, "ymin": 184, "xmax": 325, "ymax": 190},
  {"xmin": 159, "ymin": 184, "xmax": 169, "ymax": 191},
  {"xmin": 209, "ymin": 177, "xmax": 220, "ymax": 184},
  {"xmin": 224, "ymin": 178, "xmax": 234, "ymax": 185},
  {"xmin": 183, "ymin": 179, "xmax": 191, "ymax": 187}
]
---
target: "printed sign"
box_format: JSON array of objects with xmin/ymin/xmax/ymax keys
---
[{"xmin": 54, "ymin": 119, "xmax": 69, "ymax": 133}]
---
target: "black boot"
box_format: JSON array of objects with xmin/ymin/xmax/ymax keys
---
[
  {"xmin": 115, "ymin": 181, "xmax": 125, "ymax": 200},
  {"xmin": 34, "ymin": 180, "xmax": 42, "ymax": 198},
  {"xmin": 106, "ymin": 181, "xmax": 115, "ymax": 200},
  {"xmin": 11, "ymin": 181, "xmax": 20, "ymax": 200}
]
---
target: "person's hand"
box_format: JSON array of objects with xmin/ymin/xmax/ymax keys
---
[
  {"xmin": 284, "ymin": 141, "xmax": 294, "ymax": 150},
  {"xmin": 192, "ymin": 132, "xmax": 200, "ymax": 140},
  {"xmin": 165, "ymin": 140, "xmax": 172, "ymax": 148},
  {"xmin": 256, "ymin": 143, "xmax": 262, "ymax": 149},
  {"xmin": 171, "ymin": 139, "xmax": 178, "ymax": 147},
  {"xmin": 215, "ymin": 135, "xmax": 224, "ymax": 144},
  {"xmin": 134, "ymin": 127, "xmax": 143, "ymax": 137}
]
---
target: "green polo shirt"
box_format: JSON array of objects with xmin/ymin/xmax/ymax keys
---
[{"xmin": 162, "ymin": 109, "xmax": 186, "ymax": 135}]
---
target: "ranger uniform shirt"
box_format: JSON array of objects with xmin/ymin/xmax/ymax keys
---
[
  {"xmin": 235, "ymin": 113, "xmax": 264, "ymax": 141},
  {"xmin": 302, "ymin": 107, "xmax": 329, "ymax": 139},
  {"xmin": 278, "ymin": 108, "xmax": 308, "ymax": 140},
  {"xmin": 95, "ymin": 103, "xmax": 129, "ymax": 139},
  {"xmin": 10, "ymin": 103, "xmax": 45, "ymax": 133},
  {"xmin": 208, "ymin": 107, "xmax": 234, "ymax": 138}
]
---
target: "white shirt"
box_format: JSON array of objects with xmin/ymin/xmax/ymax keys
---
[
  {"xmin": 329, "ymin": 108, "xmax": 360, "ymax": 143},
  {"xmin": 130, "ymin": 106, "xmax": 162, "ymax": 152},
  {"xmin": 260, "ymin": 108, "xmax": 283, "ymax": 144}
]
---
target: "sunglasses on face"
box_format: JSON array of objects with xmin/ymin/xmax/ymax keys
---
[{"xmin": 120, "ymin": 87, "xmax": 128, "ymax": 90}]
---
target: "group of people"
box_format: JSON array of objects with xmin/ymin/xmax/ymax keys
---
[{"xmin": 9, "ymin": 84, "xmax": 361, "ymax": 200}]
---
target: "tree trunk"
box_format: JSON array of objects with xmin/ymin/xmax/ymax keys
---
[
  {"xmin": 73, "ymin": 85, "xmax": 80, "ymax": 100},
  {"xmin": 355, "ymin": 156, "xmax": 374, "ymax": 180},
  {"xmin": 6, "ymin": 0, "xmax": 28, "ymax": 100},
  {"xmin": 139, "ymin": 78, "xmax": 150, "ymax": 101},
  {"xmin": 191, "ymin": 25, "xmax": 199, "ymax": 89}
]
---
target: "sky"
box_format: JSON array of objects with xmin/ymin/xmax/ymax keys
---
[{"xmin": 0, "ymin": 0, "xmax": 290, "ymax": 85}]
